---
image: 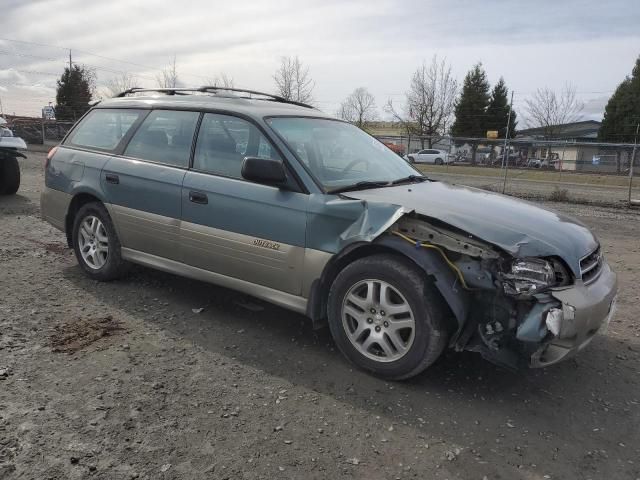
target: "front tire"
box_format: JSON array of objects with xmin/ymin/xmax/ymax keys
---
[
  {"xmin": 72, "ymin": 202, "xmax": 129, "ymax": 281},
  {"xmin": 0, "ymin": 155, "xmax": 20, "ymax": 195},
  {"xmin": 328, "ymin": 254, "xmax": 449, "ymax": 380}
]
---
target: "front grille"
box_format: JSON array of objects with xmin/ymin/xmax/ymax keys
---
[{"xmin": 580, "ymin": 246, "xmax": 603, "ymax": 284}]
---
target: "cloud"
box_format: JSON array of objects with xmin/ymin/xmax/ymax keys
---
[
  {"xmin": 14, "ymin": 84, "xmax": 56, "ymax": 96},
  {"xmin": 582, "ymin": 96, "xmax": 609, "ymax": 121},
  {"xmin": 0, "ymin": 68, "xmax": 28, "ymax": 84},
  {"xmin": 0, "ymin": 0, "xmax": 638, "ymax": 116}
]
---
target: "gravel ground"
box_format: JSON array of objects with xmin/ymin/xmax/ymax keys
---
[{"xmin": 1, "ymin": 152, "xmax": 639, "ymax": 480}]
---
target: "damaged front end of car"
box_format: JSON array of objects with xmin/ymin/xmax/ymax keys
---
[
  {"xmin": 382, "ymin": 214, "xmax": 618, "ymax": 370},
  {"xmin": 308, "ymin": 180, "xmax": 618, "ymax": 370}
]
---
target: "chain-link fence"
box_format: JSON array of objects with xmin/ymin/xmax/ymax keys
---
[
  {"xmin": 377, "ymin": 135, "xmax": 639, "ymax": 206},
  {"xmin": 6, "ymin": 118, "xmax": 75, "ymax": 146}
]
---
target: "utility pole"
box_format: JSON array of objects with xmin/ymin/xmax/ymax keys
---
[
  {"xmin": 501, "ymin": 91, "xmax": 514, "ymax": 169},
  {"xmin": 501, "ymin": 90, "xmax": 514, "ymax": 193},
  {"xmin": 68, "ymin": 49, "xmax": 72, "ymax": 72},
  {"xmin": 629, "ymin": 122, "xmax": 639, "ymax": 205}
]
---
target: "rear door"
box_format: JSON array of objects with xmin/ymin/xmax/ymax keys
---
[
  {"xmin": 416, "ymin": 150, "xmax": 431, "ymax": 163},
  {"xmin": 180, "ymin": 113, "xmax": 308, "ymax": 295},
  {"xmin": 102, "ymin": 109, "xmax": 200, "ymax": 260},
  {"xmin": 425, "ymin": 150, "xmax": 438, "ymax": 163}
]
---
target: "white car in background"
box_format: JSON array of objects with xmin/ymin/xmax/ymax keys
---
[{"xmin": 405, "ymin": 149, "xmax": 449, "ymax": 165}]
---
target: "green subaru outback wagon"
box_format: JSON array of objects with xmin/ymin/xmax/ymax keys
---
[{"xmin": 41, "ymin": 87, "xmax": 617, "ymax": 379}]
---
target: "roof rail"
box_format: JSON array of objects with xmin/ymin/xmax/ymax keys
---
[{"xmin": 115, "ymin": 86, "xmax": 314, "ymax": 109}]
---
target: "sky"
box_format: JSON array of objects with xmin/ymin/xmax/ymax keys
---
[{"xmin": 1, "ymin": 0, "xmax": 639, "ymax": 124}]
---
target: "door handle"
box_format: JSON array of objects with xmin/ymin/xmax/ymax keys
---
[
  {"xmin": 189, "ymin": 191, "xmax": 208, "ymax": 204},
  {"xmin": 105, "ymin": 173, "xmax": 119, "ymax": 184}
]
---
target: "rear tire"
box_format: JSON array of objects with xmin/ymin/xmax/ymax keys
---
[
  {"xmin": 72, "ymin": 202, "xmax": 129, "ymax": 281},
  {"xmin": 328, "ymin": 254, "xmax": 449, "ymax": 380},
  {"xmin": 435, "ymin": 158, "xmax": 444, "ymax": 165},
  {"xmin": 0, "ymin": 155, "xmax": 20, "ymax": 195}
]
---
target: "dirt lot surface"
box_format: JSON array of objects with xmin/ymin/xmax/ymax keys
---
[{"xmin": 1, "ymin": 152, "xmax": 639, "ymax": 480}]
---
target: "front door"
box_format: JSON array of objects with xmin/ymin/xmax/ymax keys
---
[
  {"xmin": 180, "ymin": 113, "xmax": 308, "ymax": 295},
  {"xmin": 102, "ymin": 109, "xmax": 200, "ymax": 260}
]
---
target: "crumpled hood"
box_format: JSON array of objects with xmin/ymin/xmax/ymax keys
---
[{"xmin": 345, "ymin": 181, "xmax": 598, "ymax": 276}]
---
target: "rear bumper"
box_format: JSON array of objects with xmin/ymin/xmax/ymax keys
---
[
  {"xmin": 530, "ymin": 262, "xmax": 617, "ymax": 367},
  {"xmin": 40, "ymin": 187, "xmax": 71, "ymax": 232}
]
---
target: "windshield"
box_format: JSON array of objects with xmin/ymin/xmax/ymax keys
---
[{"xmin": 267, "ymin": 117, "xmax": 419, "ymax": 191}]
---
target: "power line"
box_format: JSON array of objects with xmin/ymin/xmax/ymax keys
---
[
  {"xmin": 11, "ymin": 69, "xmax": 60, "ymax": 77},
  {"xmin": 0, "ymin": 36, "xmax": 210, "ymax": 81},
  {"xmin": 0, "ymin": 50, "xmax": 65, "ymax": 62},
  {"xmin": 0, "ymin": 37, "xmax": 70, "ymax": 51},
  {"xmin": 71, "ymin": 49, "xmax": 163, "ymax": 73}
]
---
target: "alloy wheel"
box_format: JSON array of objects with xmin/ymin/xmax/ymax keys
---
[
  {"xmin": 341, "ymin": 279, "xmax": 416, "ymax": 363},
  {"xmin": 78, "ymin": 215, "xmax": 109, "ymax": 270}
]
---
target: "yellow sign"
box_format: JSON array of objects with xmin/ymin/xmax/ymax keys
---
[{"xmin": 486, "ymin": 130, "xmax": 498, "ymax": 139}]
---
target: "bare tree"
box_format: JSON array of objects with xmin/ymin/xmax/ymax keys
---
[
  {"xmin": 337, "ymin": 87, "xmax": 377, "ymax": 128},
  {"xmin": 524, "ymin": 83, "xmax": 584, "ymax": 138},
  {"xmin": 386, "ymin": 56, "xmax": 457, "ymax": 149},
  {"xmin": 206, "ymin": 73, "xmax": 235, "ymax": 88},
  {"xmin": 102, "ymin": 72, "xmax": 138, "ymax": 97},
  {"xmin": 273, "ymin": 56, "xmax": 314, "ymax": 104},
  {"xmin": 156, "ymin": 56, "xmax": 180, "ymax": 88}
]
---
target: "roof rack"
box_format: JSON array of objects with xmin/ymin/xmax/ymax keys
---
[{"xmin": 115, "ymin": 86, "xmax": 314, "ymax": 109}]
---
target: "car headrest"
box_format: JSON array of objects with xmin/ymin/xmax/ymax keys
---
[
  {"xmin": 140, "ymin": 130, "xmax": 168, "ymax": 146},
  {"xmin": 205, "ymin": 134, "xmax": 237, "ymax": 154}
]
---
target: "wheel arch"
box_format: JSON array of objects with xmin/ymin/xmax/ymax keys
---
[
  {"xmin": 64, "ymin": 191, "xmax": 106, "ymax": 247},
  {"xmin": 306, "ymin": 235, "xmax": 469, "ymax": 333}
]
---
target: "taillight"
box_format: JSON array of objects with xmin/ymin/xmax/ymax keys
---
[{"xmin": 45, "ymin": 146, "xmax": 58, "ymax": 169}]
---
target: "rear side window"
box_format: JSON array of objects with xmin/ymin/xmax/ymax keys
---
[
  {"xmin": 124, "ymin": 110, "xmax": 200, "ymax": 168},
  {"xmin": 67, "ymin": 109, "xmax": 143, "ymax": 151},
  {"xmin": 193, "ymin": 113, "xmax": 280, "ymax": 179}
]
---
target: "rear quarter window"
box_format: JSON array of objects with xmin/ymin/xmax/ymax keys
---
[{"xmin": 67, "ymin": 109, "xmax": 144, "ymax": 152}]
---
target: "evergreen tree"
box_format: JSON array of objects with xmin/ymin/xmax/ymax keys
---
[
  {"xmin": 451, "ymin": 63, "xmax": 491, "ymax": 138},
  {"xmin": 55, "ymin": 65, "xmax": 94, "ymax": 121},
  {"xmin": 599, "ymin": 56, "xmax": 640, "ymax": 143},
  {"xmin": 451, "ymin": 63, "xmax": 491, "ymax": 163},
  {"xmin": 486, "ymin": 77, "xmax": 517, "ymax": 138}
]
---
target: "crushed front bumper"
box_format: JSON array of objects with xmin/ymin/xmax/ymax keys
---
[{"xmin": 530, "ymin": 262, "xmax": 617, "ymax": 367}]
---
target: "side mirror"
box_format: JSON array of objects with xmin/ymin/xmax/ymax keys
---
[{"xmin": 241, "ymin": 157, "xmax": 287, "ymax": 186}]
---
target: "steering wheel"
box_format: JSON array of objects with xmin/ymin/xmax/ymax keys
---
[{"xmin": 341, "ymin": 158, "xmax": 370, "ymax": 175}]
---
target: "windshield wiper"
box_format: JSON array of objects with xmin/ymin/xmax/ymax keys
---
[
  {"xmin": 328, "ymin": 180, "xmax": 390, "ymax": 194},
  {"xmin": 391, "ymin": 175, "xmax": 428, "ymax": 185}
]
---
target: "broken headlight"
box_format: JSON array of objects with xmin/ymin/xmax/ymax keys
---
[{"xmin": 503, "ymin": 258, "xmax": 556, "ymax": 295}]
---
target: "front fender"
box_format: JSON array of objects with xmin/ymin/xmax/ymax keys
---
[
  {"xmin": 374, "ymin": 235, "xmax": 470, "ymax": 329},
  {"xmin": 307, "ymin": 235, "xmax": 470, "ymax": 333}
]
